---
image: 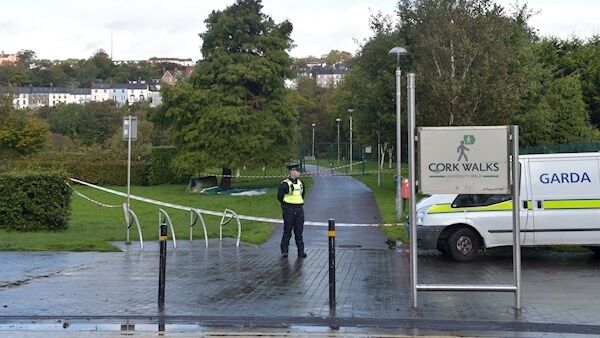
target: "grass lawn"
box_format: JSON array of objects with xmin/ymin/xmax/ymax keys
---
[
  {"xmin": 0, "ymin": 172, "xmax": 311, "ymax": 251},
  {"xmin": 349, "ymin": 160, "xmax": 411, "ymax": 244}
]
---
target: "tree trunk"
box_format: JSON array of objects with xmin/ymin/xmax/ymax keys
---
[
  {"xmin": 379, "ymin": 143, "xmax": 386, "ymax": 170},
  {"xmin": 219, "ymin": 167, "xmax": 232, "ymax": 188}
]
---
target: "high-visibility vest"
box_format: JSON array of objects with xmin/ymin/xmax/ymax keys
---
[{"xmin": 282, "ymin": 178, "xmax": 304, "ymax": 204}]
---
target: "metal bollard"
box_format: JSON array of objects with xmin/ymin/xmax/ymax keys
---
[
  {"xmin": 158, "ymin": 222, "xmax": 167, "ymax": 310},
  {"xmin": 328, "ymin": 219, "xmax": 336, "ymax": 317}
]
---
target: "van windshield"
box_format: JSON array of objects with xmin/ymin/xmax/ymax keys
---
[{"xmin": 452, "ymin": 194, "xmax": 510, "ymax": 208}]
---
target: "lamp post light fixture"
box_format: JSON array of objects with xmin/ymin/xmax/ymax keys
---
[
  {"xmin": 336, "ymin": 118, "xmax": 341, "ymax": 166},
  {"xmin": 348, "ymin": 109, "xmax": 354, "ymax": 173},
  {"xmin": 311, "ymin": 123, "xmax": 316, "ymax": 158},
  {"xmin": 389, "ymin": 46, "xmax": 408, "ymax": 220}
]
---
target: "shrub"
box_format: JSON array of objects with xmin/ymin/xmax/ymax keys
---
[
  {"xmin": 10, "ymin": 146, "xmax": 190, "ymax": 186},
  {"xmin": 144, "ymin": 146, "xmax": 187, "ymax": 185},
  {"xmin": 10, "ymin": 148, "xmax": 147, "ymax": 186},
  {"xmin": 0, "ymin": 171, "xmax": 71, "ymax": 231}
]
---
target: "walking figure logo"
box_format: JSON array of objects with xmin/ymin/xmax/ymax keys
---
[{"xmin": 457, "ymin": 135, "xmax": 474, "ymax": 161}]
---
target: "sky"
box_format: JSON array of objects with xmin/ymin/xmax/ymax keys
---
[{"xmin": 1, "ymin": 0, "xmax": 599, "ymax": 61}]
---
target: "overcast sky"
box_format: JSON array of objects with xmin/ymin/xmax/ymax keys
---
[{"xmin": 1, "ymin": 0, "xmax": 599, "ymax": 61}]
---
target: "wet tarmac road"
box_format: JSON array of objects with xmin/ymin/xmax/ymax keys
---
[{"xmin": 265, "ymin": 165, "xmax": 389, "ymax": 251}]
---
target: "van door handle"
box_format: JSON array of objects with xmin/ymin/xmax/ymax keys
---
[{"xmin": 537, "ymin": 200, "xmax": 543, "ymax": 209}]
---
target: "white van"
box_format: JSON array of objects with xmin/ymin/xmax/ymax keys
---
[{"xmin": 415, "ymin": 152, "xmax": 600, "ymax": 261}]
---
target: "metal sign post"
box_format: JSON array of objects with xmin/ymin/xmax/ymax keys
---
[
  {"xmin": 511, "ymin": 125, "xmax": 522, "ymax": 309},
  {"xmin": 407, "ymin": 73, "xmax": 521, "ymax": 309},
  {"xmin": 123, "ymin": 116, "xmax": 138, "ymax": 213},
  {"xmin": 407, "ymin": 73, "xmax": 418, "ymax": 308}
]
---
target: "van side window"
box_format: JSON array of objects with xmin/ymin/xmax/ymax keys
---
[{"xmin": 452, "ymin": 194, "xmax": 511, "ymax": 208}]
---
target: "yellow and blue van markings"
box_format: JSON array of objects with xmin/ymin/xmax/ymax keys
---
[{"xmin": 428, "ymin": 199, "xmax": 600, "ymax": 214}]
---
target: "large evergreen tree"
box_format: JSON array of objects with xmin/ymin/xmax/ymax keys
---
[{"xmin": 152, "ymin": 0, "xmax": 296, "ymax": 173}]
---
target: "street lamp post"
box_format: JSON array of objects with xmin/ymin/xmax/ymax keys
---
[
  {"xmin": 348, "ymin": 109, "xmax": 353, "ymax": 173},
  {"xmin": 311, "ymin": 123, "xmax": 316, "ymax": 158},
  {"xmin": 389, "ymin": 46, "xmax": 408, "ymax": 220},
  {"xmin": 336, "ymin": 118, "xmax": 341, "ymax": 166},
  {"xmin": 377, "ymin": 124, "xmax": 381, "ymax": 187}
]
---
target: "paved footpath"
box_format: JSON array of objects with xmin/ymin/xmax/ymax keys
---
[
  {"xmin": 265, "ymin": 165, "xmax": 388, "ymax": 251},
  {"xmin": 1, "ymin": 168, "xmax": 600, "ymax": 336}
]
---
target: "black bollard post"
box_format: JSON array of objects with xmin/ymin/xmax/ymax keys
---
[
  {"xmin": 328, "ymin": 219, "xmax": 336, "ymax": 317},
  {"xmin": 158, "ymin": 221, "xmax": 167, "ymax": 310}
]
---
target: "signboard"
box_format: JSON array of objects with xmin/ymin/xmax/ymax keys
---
[
  {"xmin": 122, "ymin": 116, "xmax": 138, "ymax": 141},
  {"xmin": 418, "ymin": 126, "xmax": 510, "ymax": 194},
  {"xmin": 364, "ymin": 146, "xmax": 372, "ymax": 154},
  {"xmin": 528, "ymin": 156, "xmax": 599, "ymax": 199}
]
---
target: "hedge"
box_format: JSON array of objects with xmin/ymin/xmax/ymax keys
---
[
  {"xmin": 11, "ymin": 150, "xmax": 147, "ymax": 186},
  {"xmin": 0, "ymin": 171, "xmax": 71, "ymax": 231},
  {"xmin": 10, "ymin": 147, "xmax": 187, "ymax": 186},
  {"xmin": 144, "ymin": 146, "xmax": 187, "ymax": 185}
]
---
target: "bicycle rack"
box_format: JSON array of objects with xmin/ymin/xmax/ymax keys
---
[
  {"xmin": 158, "ymin": 208, "xmax": 177, "ymax": 249},
  {"xmin": 123, "ymin": 203, "xmax": 143, "ymax": 250},
  {"xmin": 219, "ymin": 208, "xmax": 241, "ymax": 247},
  {"xmin": 190, "ymin": 209, "xmax": 209, "ymax": 248}
]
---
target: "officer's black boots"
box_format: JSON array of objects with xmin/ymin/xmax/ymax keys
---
[
  {"xmin": 282, "ymin": 251, "xmax": 288, "ymax": 258},
  {"xmin": 298, "ymin": 244, "xmax": 306, "ymax": 258}
]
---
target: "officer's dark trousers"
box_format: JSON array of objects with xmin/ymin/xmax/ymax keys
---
[{"xmin": 280, "ymin": 204, "xmax": 304, "ymax": 254}]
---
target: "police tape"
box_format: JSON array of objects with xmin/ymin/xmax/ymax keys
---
[
  {"xmin": 66, "ymin": 182, "xmax": 122, "ymax": 208},
  {"xmin": 68, "ymin": 177, "xmax": 403, "ymax": 227},
  {"xmin": 195, "ymin": 162, "xmax": 398, "ymax": 179}
]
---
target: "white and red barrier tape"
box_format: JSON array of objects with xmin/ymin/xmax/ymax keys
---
[
  {"xmin": 68, "ymin": 178, "xmax": 403, "ymax": 227},
  {"xmin": 66, "ymin": 182, "xmax": 121, "ymax": 208},
  {"xmin": 197, "ymin": 161, "xmax": 397, "ymax": 179}
]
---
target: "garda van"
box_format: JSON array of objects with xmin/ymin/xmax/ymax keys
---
[{"xmin": 415, "ymin": 152, "xmax": 600, "ymax": 261}]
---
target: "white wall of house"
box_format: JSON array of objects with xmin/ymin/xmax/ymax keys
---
[
  {"xmin": 149, "ymin": 90, "xmax": 162, "ymax": 107},
  {"xmin": 92, "ymin": 89, "xmax": 110, "ymax": 102},
  {"xmin": 127, "ymin": 88, "xmax": 149, "ymax": 105},
  {"xmin": 69, "ymin": 94, "xmax": 91, "ymax": 104},
  {"xmin": 49, "ymin": 92, "xmax": 70, "ymax": 107},
  {"xmin": 9, "ymin": 84, "xmax": 161, "ymax": 108},
  {"xmin": 14, "ymin": 93, "xmax": 29, "ymax": 109},
  {"xmin": 110, "ymin": 88, "xmax": 128, "ymax": 107}
]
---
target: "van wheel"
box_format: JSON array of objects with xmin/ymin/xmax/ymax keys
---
[{"xmin": 447, "ymin": 227, "xmax": 480, "ymax": 262}]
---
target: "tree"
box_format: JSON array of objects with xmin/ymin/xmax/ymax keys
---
[
  {"xmin": 330, "ymin": 13, "xmax": 402, "ymax": 165},
  {"xmin": 520, "ymin": 75, "xmax": 592, "ymax": 145},
  {"xmin": 325, "ymin": 50, "xmax": 352, "ymax": 65},
  {"xmin": 49, "ymin": 102, "xmax": 122, "ymax": 146},
  {"xmin": 398, "ymin": 0, "xmax": 538, "ymax": 127},
  {"xmin": 536, "ymin": 36, "xmax": 600, "ymax": 127},
  {"xmin": 289, "ymin": 77, "xmax": 339, "ymax": 149},
  {"xmin": 0, "ymin": 96, "xmax": 48, "ymax": 158},
  {"xmin": 152, "ymin": 0, "xmax": 296, "ymax": 173},
  {"xmin": 16, "ymin": 50, "xmax": 36, "ymax": 68}
]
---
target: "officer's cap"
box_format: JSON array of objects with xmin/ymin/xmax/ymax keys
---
[{"xmin": 287, "ymin": 163, "xmax": 302, "ymax": 172}]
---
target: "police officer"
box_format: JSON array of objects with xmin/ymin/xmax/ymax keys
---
[{"xmin": 278, "ymin": 163, "xmax": 306, "ymax": 258}]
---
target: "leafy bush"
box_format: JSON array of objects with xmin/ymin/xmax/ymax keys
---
[
  {"xmin": 0, "ymin": 171, "xmax": 71, "ymax": 231},
  {"xmin": 10, "ymin": 146, "xmax": 189, "ymax": 186},
  {"xmin": 144, "ymin": 146, "xmax": 187, "ymax": 185},
  {"xmin": 10, "ymin": 148, "xmax": 147, "ymax": 186}
]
